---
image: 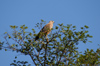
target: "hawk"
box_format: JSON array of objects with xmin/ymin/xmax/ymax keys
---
[{"xmin": 35, "ymin": 21, "xmax": 54, "ymax": 41}]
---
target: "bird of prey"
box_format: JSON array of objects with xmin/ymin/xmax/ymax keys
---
[{"xmin": 35, "ymin": 21, "xmax": 54, "ymax": 41}]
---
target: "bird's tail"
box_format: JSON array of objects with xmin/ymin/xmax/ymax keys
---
[{"xmin": 35, "ymin": 36, "xmax": 39, "ymax": 41}]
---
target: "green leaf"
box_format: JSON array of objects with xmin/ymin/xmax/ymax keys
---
[
  {"xmin": 28, "ymin": 40, "xmax": 31, "ymax": 42},
  {"xmin": 58, "ymin": 23, "xmax": 63, "ymax": 26},
  {"xmin": 4, "ymin": 32, "xmax": 7, "ymax": 34},
  {"xmin": 32, "ymin": 29, "xmax": 35, "ymax": 33},
  {"xmin": 41, "ymin": 19, "xmax": 45, "ymax": 22},
  {"xmin": 87, "ymin": 34, "xmax": 93, "ymax": 38},
  {"xmin": 24, "ymin": 26, "xmax": 28, "ymax": 29},
  {"xmin": 88, "ymin": 41, "xmax": 92, "ymax": 43},
  {"xmin": 23, "ymin": 50, "xmax": 25, "ymax": 52},
  {"xmin": 15, "ymin": 56, "xmax": 17, "ymax": 59},
  {"xmin": 89, "ymin": 35, "xmax": 93, "ymax": 38},
  {"xmin": 13, "ymin": 60, "xmax": 16, "ymax": 62},
  {"xmin": 73, "ymin": 26, "xmax": 76, "ymax": 28},
  {"xmin": 11, "ymin": 44, "xmax": 15, "ymax": 47},
  {"xmin": 84, "ymin": 31, "xmax": 88, "ymax": 33},
  {"xmin": 29, "ymin": 33, "xmax": 32, "ymax": 36},
  {"xmin": 10, "ymin": 25, "xmax": 18, "ymax": 29},
  {"xmin": 5, "ymin": 49, "xmax": 7, "ymax": 51},
  {"xmin": 8, "ymin": 35, "xmax": 11, "ymax": 39},
  {"xmin": 33, "ymin": 34, "xmax": 37, "ymax": 36},
  {"xmin": 55, "ymin": 26, "xmax": 58, "ymax": 29},
  {"xmin": 20, "ymin": 26, "xmax": 23, "ymax": 29},
  {"xmin": 84, "ymin": 25, "xmax": 89, "ymax": 28},
  {"xmin": 83, "ymin": 40, "xmax": 86, "ymax": 43},
  {"xmin": 81, "ymin": 27, "xmax": 84, "ymax": 29},
  {"xmin": 18, "ymin": 36, "xmax": 22, "ymax": 39}
]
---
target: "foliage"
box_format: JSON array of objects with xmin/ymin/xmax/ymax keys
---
[
  {"xmin": 76, "ymin": 49, "xmax": 100, "ymax": 65},
  {"xmin": 0, "ymin": 19, "xmax": 99, "ymax": 66},
  {"xmin": 10, "ymin": 60, "xmax": 31, "ymax": 66}
]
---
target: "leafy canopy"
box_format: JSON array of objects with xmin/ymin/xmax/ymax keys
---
[{"xmin": 0, "ymin": 20, "xmax": 99, "ymax": 66}]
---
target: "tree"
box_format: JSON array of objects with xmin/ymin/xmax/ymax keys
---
[{"xmin": 0, "ymin": 20, "xmax": 100, "ymax": 66}]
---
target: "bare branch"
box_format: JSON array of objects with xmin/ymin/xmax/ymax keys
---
[
  {"xmin": 44, "ymin": 38, "xmax": 49, "ymax": 66},
  {"xmin": 28, "ymin": 51, "xmax": 37, "ymax": 66}
]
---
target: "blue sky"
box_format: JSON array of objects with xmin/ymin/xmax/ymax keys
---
[{"xmin": 0, "ymin": 0, "xmax": 100, "ymax": 66}]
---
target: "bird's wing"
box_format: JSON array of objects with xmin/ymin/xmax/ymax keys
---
[
  {"xmin": 35, "ymin": 22, "xmax": 53, "ymax": 40},
  {"xmin": 40, "ymin": 23, "xmax": 51, "ymax": 33}
]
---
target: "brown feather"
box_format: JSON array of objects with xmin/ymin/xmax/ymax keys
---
[{"xmin": 35, "ymin": 21, "xmax": 54, "ymax": 41}]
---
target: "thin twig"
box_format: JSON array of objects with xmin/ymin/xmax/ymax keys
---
[
  {"xmin": 36, "ymin": 55, "xmax": 43, "ymax": 66},
  {"xmin": 30, "ymin": 40, "xmax": 43, "ymax": 66},
  {"xmin": 28, "ymin": 51, "xmax": 37, "ymax": 66},
  {"xmin": 57, "ymin": 40, "xmax": 71, "ymax": 65},
  {"xmin": 11, "ymin": 38, "xmax": 24, "ymax": 48}
]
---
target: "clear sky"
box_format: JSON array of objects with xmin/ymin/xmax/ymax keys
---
[{"xmin": 0, "ymin": 0, "xmax": 100, "ymax": 66}]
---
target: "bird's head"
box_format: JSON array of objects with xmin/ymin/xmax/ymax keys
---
[{"xmin": 49, "ymin": 21, "xmax": 54, "ymax": 24}]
